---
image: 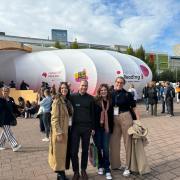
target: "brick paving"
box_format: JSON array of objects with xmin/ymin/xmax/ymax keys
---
[{"xmin": 0, "ymin": 102, "xmax": 180, "ymax": 180}]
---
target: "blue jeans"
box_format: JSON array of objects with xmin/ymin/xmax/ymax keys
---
[
  {"xmin": 94, "ymin": 128, "xmax": 110, "ymax": 173},
  {"xmin": 42, "ymin": 112, "xmax": 51, "ymax": 138},
  {"xmin": 144, "ymin": 98, "xmax": 149, "ymax": 111}
]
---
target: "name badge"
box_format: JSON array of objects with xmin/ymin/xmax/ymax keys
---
[
  {"xmin": 75, "ymin": 104, "xmax": 80, "ymax": 107},
  {"xmin": 114, "ymin": 107, "xmax": 119, "ymax": 116},
  {"xmin": 69, "ymin": 117, "xmax": 72, "ymax": 126}
]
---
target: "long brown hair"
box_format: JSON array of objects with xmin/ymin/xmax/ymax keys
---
[
  {"xmin": 59, "ymin": 82, "xmax": 70, "ymax": 99},
  {"xmin": 95, "ymin": 84, "xmax": 112, "ymax": 105}
]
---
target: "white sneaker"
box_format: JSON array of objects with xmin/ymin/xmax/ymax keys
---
[
  {"xmin": 106, "ymin": 172, "xmax": 112, "ymax": 180},
  {"xmin": 123, "ymin": 168, "xmax": 130, "ymax": 177},
  {"xmin": 13, "ymin": 144, "xmax": 22, "ymax": 152},
  {"xmin": 98, "ymin": 168, "xmax": 104, "ymax": 175},
  {"xmin": 0, "ymin": 147, "xmax": 6, "ymax": 150},
  {"xmin": 42, "ymin": 137, "xmax": 49, "ymax": 142}
]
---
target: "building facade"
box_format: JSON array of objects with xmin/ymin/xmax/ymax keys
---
[
  {"xmin": 173, "ymin": 44, "xmax": 180, "ymax": 56},
  {"xmin": 51, "ymin": 29, "xmax": 67, "ymax": 42}
]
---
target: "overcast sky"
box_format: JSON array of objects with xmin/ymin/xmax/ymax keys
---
[{"xmin": 0, "ymin": 0, "xmax": 179, "ymax": 55}]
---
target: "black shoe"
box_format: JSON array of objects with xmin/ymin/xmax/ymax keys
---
[
  {"xmin": 81, "ymin": 170, "xmax": 88, "ymax": 180},
  {"xmin": 57, "ymin": 174, "xmax": 64, "ymax": 180},
  {"xmin": 57, "ymin": 171, "xmax": 69, "ymax": 180},
  {"xmin": 161, "ymin": 111, "xmax": 165, "ymax": 113},
  {"xmin": 72, "ymin": 172, "xmax": 80, "ymax": 180}
]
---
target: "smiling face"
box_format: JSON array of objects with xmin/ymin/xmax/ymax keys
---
[
  {"xmin": 60, "ymin": 84, "xmax": 68, "ymax": 97},
  {"xmin": 79, "ymin": 80, "xmax": 88, "ymax": 94},
  {"xmin": 115, "ymin": 77, "xmax": 125, "ymax": 90},
  {"xmin": 100, "ymin": 86, "xmax": 108, "ymax": 98}
]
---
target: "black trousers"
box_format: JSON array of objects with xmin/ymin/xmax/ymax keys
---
[
  {"xmin": 161, "ymin": 97, "xmax": 165, "ymax": 113},
  {"xmin": 166, "ymin": 98, "xmax": 174, "ymax": 115},
  {"xmin": 150, "ymin": 104, "xmax": 157, "ymax": 116},
  {"xmin": 71, "ymin": 125, "xmax": 92, "ymax": 172}
]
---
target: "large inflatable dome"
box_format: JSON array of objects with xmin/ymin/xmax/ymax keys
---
[{"xmin": 0, "ymin": 49, "xmax": 152, "ymax": 96}]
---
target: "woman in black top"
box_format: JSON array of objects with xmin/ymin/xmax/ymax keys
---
[
  {"xmin": 94, "ymin": 84, "xmax": 113, "ymax": 180},
  {"xmin": 147, "ymin": 81, "xmax": 158, "ymax": 116},
  {"xmin": 0, "ymin": 88, "xmax": 5, "ymax": 127},
  {"xmin": 0, "ymin": 86, "xmax": 21, "ymax": 152},
  {"xmin": 110, "ymin": 77, "xmax": 138, "ymax": 177}
]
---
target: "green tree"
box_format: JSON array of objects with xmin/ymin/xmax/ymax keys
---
[
  {"xmin": 54, "ymin": 41, "xmax": 63, "ymax": 49},
  {"xmin": 70, "ymin": 38, "xmax": 79, "ymax": 49},
  {"xmin": 135, "ymin": 45, "xmax": 145, "ymax": 61},
  {"xmin": 159, "ymin": 70, "xmax": 175, "ymax": 82},
  {"xmin": 145, "ymin": 55, "xmax": 157, "ymax": 81},
  {"xmin": 126, "ymin": 44, "xmax": 135, "ymax": 56}
]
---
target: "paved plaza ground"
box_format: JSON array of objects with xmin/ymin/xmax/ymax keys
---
[{"xmin": 0, "ymin": 103, "xmax": 180, "ymax": 180}]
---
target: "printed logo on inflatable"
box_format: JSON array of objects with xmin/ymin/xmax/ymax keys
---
[
  {"xmin": 140, "ymin": 65, "xmax": 149, "ymax": 77},
  {"xmin": 42, "ymin": 72, "xmax": 47, "ymax": 78},
  {"xmin": 116, "ymin": 70, "xmax": 121, "ymax": 75},
  {"xmin": 74, "ymin": 69, "xmax": 88, "ymax": 82},
  {"xmin": 42, "ymin": 72, "xmax": 61, "ymax": 78}
]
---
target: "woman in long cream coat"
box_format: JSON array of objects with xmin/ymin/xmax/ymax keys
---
[{"xmin": 49, "ymin": 82, "xmax": 73, "ymax": 180}]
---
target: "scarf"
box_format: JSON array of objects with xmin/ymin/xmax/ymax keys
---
[{"xmin": 100, "ymin": 100, "xmax": 109, "ymax": 133}]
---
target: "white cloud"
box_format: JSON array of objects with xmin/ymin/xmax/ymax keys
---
[{"xmin": 0, "ymin": 0, "xmax": 179, "ymax": 53}]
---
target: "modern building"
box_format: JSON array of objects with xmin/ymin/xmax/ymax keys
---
[
  {"xmin": 169, "ymin": 56, "xmax": 180, "ymax": 70},
  {"xmin": 173, "ymin": 44, "xmax": 180, "ymax": 56},
  {"xmin": 146, "ymin": 52, "xmax": 169, "ymax": 74},
  {"xmin": 0, "ymin": 32, "xmax": 128, "ymax": 52},
  {"xmin": 51, "ymin": 29, "xmax": 67, "ymax": 42}
]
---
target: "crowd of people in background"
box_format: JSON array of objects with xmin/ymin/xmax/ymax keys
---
[
  {"xmin": 1, "ymin": 78, "xmax": 179, "ymax": 180},
  {"xmin": 142, "ymin": 81, "xmax": 180, "ymax": 117}
]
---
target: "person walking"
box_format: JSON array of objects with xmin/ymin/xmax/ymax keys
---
[
  {"xmin": 160, "ymin": 82, "xmax": 166, "ymax": 113},
  {"xmin": 165, "ymin": 81, "xmax": 175, "ymax": 117},
  {"xmin": 94, "ymin": 84, "xmax": 114, "ymax": 180},
  {"xmin": 110, "ymin": 77, "xmax": 138, "ymax": 177},
  {"xmin": 70, "ymin": 80, "xmax": 95, "ymax": 180},
  {"xmin": 142, "ymin": 84, "xmax": 149, "ymax": 112},
  {"xmin": 128, "ymin": 84, "xmax": 138, "ymax": 102},
  {"xmin": 0, "ymin": 86, "xmax": 21, "ymax": 152},
  {"xmin": 38, "ymin": 89, "xmax": 52, "ymax": 141},
  {"xmin": 175, "ymin": 82, "xmax": 180, "ymax": 104},
  {"xmin": 49, "ymin": 82, "xmax": 73, "ymax": 180},
  {"xmin": 147, "ymin": 82, "xmax": 158, "ymax": 116}
]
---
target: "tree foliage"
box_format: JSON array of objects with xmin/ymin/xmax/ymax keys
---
[
  {"xmin": 135, "ymin": 45, "xmax": 145, "ymax": 61},
  {"xmin": 54, "ymin": 41, "xmax": 63, "ymax": 49},
  {"xmin": 126, "ymin": 45, "xmax": 135, "ymax": 56},
  {"xmin": 70, "ymin": 39, "xmax": 79, "ymax": 49}
]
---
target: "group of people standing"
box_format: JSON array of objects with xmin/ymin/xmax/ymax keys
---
[
  {"xmin": 0, "ymin": 77, "xmax": 150, "ymax": 180},
  {"xmin": 142, "ymin": 81, "xmax": 176, "ymax": 117},
  {"xmin": 48, "ymin": 77, "xmax": 144, "ymax": 180}
]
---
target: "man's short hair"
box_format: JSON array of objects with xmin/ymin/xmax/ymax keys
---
[{"xmin": 115, "ymin": 76, "xmax": 126, "ymax": 84}]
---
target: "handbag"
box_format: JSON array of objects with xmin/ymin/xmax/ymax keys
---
[{"xmin": 89, "ymin": 140, "xmax": 98, "ymax": 167}]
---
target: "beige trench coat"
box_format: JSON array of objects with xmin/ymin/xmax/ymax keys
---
[
  {"xmin": 48, "ymin": 95, "xmax": 72, "ymax": 171},
  {"xmin": 128, "ymin": 120, "xmax": 151, "ymax": 175}
]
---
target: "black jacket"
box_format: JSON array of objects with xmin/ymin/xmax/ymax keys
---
[
  {"xmin": 0, "ymin": 98, "xmax": 6, "ymax": 126},
  {"xmin": 112, "ymin": 89, "xmax": 136, "ymax": 111},
  {"xmin": 142, "ymin": 87, "xmax": 149, "ymax": 98},
  {"xmin": 147, "ymin": 87, "xmax": 158, "ymax": 105},
  {"xmin": 70, "ymin": 92, "xmax": 95, "ymax": 129},
  {"xmin": 94, "ymin": 100, "xmax": 114, "ymax": 134},
  {"xmin": 1, "ymin": 97, "xmax": 17, "ymax": 126}
]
